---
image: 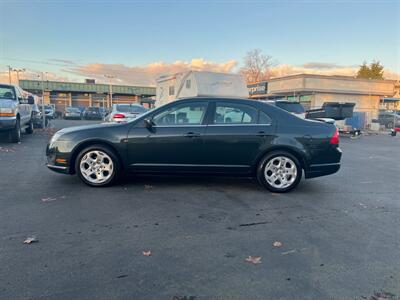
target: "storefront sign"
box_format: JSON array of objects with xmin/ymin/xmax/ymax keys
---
[{"xmin": 248, "ymin": 82, "xmax": 268, "ymax": 96}]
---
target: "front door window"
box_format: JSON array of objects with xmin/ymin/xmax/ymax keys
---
[{"xmin": 153, "ymin": 102, "xmax": 208, "ymax": 126}]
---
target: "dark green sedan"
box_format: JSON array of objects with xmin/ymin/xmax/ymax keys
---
[{"xmin": 46, "ymin": 97, "xmax": 342, "ymax": 192}]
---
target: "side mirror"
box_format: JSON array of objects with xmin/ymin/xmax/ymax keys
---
[
  {"xmin": 144, "ymin": 118, "xmax": 155, "ymax": 130},
  {"xmin": 18, "ymin": 97, "xmax": 28, "ymax": 104},
  {"xmin": 27, "ymin": 96, "xmax": 35, "ymax": 105}
]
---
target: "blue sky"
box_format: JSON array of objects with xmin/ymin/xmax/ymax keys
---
[{"xmin": 0, "ymin": 0, "xmax": 399, "ymax": 84}]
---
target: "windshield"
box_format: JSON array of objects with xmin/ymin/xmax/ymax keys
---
[
  {"xmin": 275, "ymin": 102, "xmax": 305, "ymax": 114},
  {"xmin": 87, "ymin": 107, "xmax": 99, "ymax": 112},
  {"xmin": 0, "ymin": 85, "xmax": 16, "ymax": 100},
  {"xmin": 116, "ymin": 104, "xmax": 147, "ymax": 113}
]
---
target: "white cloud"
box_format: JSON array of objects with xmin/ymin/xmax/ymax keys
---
[
  {"xmin": 1, "ymin": 59, "xmax": 398, "ymax": 87},
  {"xmin": 65, "ymin": 59, "xmax": 238, "ymax": 86}
]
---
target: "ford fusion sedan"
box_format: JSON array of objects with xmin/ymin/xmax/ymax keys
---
[{"xmin": 46, "ymin": 97, "xmax": 342, "ymax": 192}]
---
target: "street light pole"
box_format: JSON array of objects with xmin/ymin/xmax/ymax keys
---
[
  {"xmin": 12, "ymin": 68, "xmax": 25, "ymax": 85},
  {"xmin": 104, "ymin": 74, "xmax": 115, "ymax": 108},
  {"xmin": 39, "ymin": 73, "xmax": 46, "ymax": 128},
  {"xmin": 7, "ymin": 66, "xmax": 12, "ymax": 84}
]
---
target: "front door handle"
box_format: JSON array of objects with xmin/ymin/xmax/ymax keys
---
[{"xmin": 184, "ymin": 132, "xmax": 201, "ymax": 138}]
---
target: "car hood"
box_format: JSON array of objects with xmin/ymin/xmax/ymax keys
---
[
  {"xmin": 57, "ymin": 122, "xmax": 121, "ymax": 135},
  {"xmin": 0, "ymin": 99, "xmax": 15, "ymax": 108}
]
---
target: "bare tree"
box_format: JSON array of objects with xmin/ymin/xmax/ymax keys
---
[{"xmin": 240, "ymin": 49, "xmax": 274, "ymax": 83}]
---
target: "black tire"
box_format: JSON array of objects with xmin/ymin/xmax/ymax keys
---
[
  {"xmin": 9, "ymin": 118, "xmax": 21, "ymax": 143},
  {"xmin": 75, "ymin": 144, "xmax": 121, "ymax": 187},
  {"xmin": 257, "ymin": 151, "xmax": 302, "ymax": 193},
  {"xmin": 26, "ymin": 117, "xmax": 34, "ymax": 134}
]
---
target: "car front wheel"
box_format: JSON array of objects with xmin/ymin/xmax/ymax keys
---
[
  {"xmin": 9, "ymin": 118, "xmax": 21, "ymax": 143},
  {"xmin": 26, "ymin": 117, "xmax": 34, "ymax": 134},
  {"xmin": 257, "ymin": 151, "xmax": 302, "ymax": 193},
  {"xmin": 75, "ymin": 145, "xmax": 120, "ymax": 187}
]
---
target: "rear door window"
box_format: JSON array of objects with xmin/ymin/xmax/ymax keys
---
[{"xmin": 213, "ymin": 102, "xmax": 258, "ymax": 124}]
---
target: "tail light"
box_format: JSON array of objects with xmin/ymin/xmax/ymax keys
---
[
  {"xmin": 113, "ymin": 113, "xmax": 125, "ymax": 119},
  {"xmin": 330, "ymin": 128, "xmax": 339, "ymax": 145}
]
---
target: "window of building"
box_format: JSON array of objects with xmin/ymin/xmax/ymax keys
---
[
  {"xmin": 214, "ymin": 102, "xmax": 258, "ymax": 124},
  {"xmin": 186, "ymin": 80, "xmax": 191, "ymax": 89},
  {"xmin": 169, "ymin": 86, "xmax": 175, "ymax": 95}
]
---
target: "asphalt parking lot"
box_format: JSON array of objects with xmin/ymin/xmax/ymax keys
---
[{"xmin": 0, "ymin": 119, "xmax": 399, "ymax": 300}]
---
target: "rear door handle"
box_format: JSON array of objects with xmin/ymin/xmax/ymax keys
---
[
  {"xmin": 184, "ymin": 132, "xmax": 201, "ymax": 138},
  {"xmin": 257, "ymin": 131, "xmax": 267, "ymax": 137}
]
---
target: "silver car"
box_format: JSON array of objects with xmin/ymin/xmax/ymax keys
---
[
  {"xmin": 107, "ymin": 104, "xmax": 147, "ymax": 122},
  {"xmin": 63, "ymin": 107, "xmax": 82, "ymax": 120}
]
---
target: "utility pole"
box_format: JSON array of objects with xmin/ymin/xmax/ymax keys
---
[
  {"xmin": 12, "ymin": 68, "xmax": 25, "ymax": 85},
  {"xmin": 38, "ymin": 73, "xmax": 46, "ymax": 128},
  {"xmin": 7, "ymin": 66, "xmax": 12, "ymax": 84},
  {"xmin": 104, "ymin": 74, "xmax": 115, "ymax": 108}
]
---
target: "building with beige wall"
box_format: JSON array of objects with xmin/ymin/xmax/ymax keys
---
[
  {"xmin": 248, "ymin": 74, "xmax": 396, "ymax": 124},
  {"xmin": 19, "ymin": 79, "xmax": 156, "ymax": 113}
]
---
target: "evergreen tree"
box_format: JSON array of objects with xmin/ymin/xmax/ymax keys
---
[{"xmin": 356, "ymin": 60, "xmax": 384, "ymax": 79}]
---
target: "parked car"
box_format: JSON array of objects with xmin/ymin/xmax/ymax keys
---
[
  {"xmin": 106, "ymin": 104, "xmax": 147, "ymax": 122},
  {"xmin": 98, "ymin": 107, "xmax": 108, "ymax": 119},
  {"xmin": 263, "ymin": 100, "xmax": 335, "ymax": 124},
  {"xmin": 263, "ymin": 100, "xmax": 306, "ymax": 118},
  {"xmin": 38, "ymin": 104, "xmax": 56, "ymax": 119},
  {"xmin": 83, "ymin": 107, "xmax": 103, "ymax": 120},
  {"xmin": 63, "ymin": 107, "xmax": 82, "ymax": 120},
  {"xmin": 32, "ymin": 104, "xmax": 48, "ymax": 128},
  {"xmin": 46, "ymin": 97, "xmax": 342, "ymax": 192},
  {"xmin": 378, "ymin": 111, "xmax": 400, "ymax": 129},
  {"xmin": 0, "ymin": 84, "xmax": 35, "ymax": 142}
]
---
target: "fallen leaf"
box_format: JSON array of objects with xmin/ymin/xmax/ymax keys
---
[
  {"xmin": 245, "ymin": 256, "xmax": 262, "ymax": 264},
  {"xmin": 273, "ymin": 241, "xmax": 283, "ymax": 247},
  {"xmin": 142, "ymin": 250, "xmax": 152, "ymax": 256},
  {"xmin": 23, "ymin": 237, "xmax": 38, "ymax": 244}
]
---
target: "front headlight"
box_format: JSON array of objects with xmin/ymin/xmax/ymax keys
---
[
  {"xmin": 0, "ymin": 108, "xmax": 16, "ymax": 117},
  {"xmin": 49, "ymin": 132, "xmax": 63, "ymax": 145}
]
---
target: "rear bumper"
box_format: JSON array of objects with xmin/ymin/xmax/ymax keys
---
[
  {"xmin": 0, "ymin": 117, "xmax": 16, "ymax": 131},
  {"xmin": 305, "ymin": 162, "xmax": 341, "ymax": 179}
]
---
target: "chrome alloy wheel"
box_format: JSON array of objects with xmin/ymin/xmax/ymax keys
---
[
  {"xmin": 79, "ymin": 150, "xmax": 114, "ymax": 184},
  {"xmin": 264, "ymin": 156, "xmax": 297, "ymax": 189}
]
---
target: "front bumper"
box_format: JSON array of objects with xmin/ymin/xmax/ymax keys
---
[
  {"xmin": 46, "ymin": 164, "xmax": 70, "ymax": 174},
  {"xmin": 0, "ymin": 116, "xmax": 17, "ymax": 131},
  {"xmin": 46, "ymin": 143, "xmax": 71, "ymax": 174}
]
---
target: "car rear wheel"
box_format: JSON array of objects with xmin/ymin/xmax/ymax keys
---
[
  {"xmin": 9, "ymin": 118, "xmax": 21, "ymax": 143},
  {"xmin": 75, "ymin": 145, "xmax": 120, "ymax": 187},
  {"xmin": 257, "ymin": 151, "xmax": 302, "ymax": 193}
]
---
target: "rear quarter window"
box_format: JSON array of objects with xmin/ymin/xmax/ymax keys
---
[{"xmin": 258, "ymin": 111, "xmax": 272, "ymax": 125}]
